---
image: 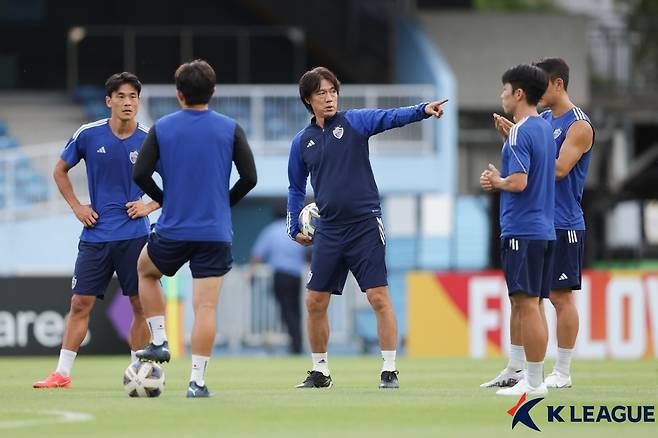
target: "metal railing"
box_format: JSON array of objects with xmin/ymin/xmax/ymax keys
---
[
  {"xmin": 180, "ymin": 265, "xmax": 361, "ymax": 352},
  {"xmin": 0, "ymin": 142, "xmax": 89, "ymax": 222},
  {"xmin": 140, "ymin": 85, "xmax": 435, "ymax": 155},
  {"xmin": 139, "ymin": 84, "xmax": 436, "ymax": 155},
  {"xmin": 0, "ymin": 84, "xmax": 435, "ymax": 221}
]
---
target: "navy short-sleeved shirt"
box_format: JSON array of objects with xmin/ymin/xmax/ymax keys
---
[
  {"xmin": 60, "ymin": 119, "xmax": 150, "ymax": 242},
  {"xmin": 499, "ymin": 116, "xmax": 556, "ymax": 240}
]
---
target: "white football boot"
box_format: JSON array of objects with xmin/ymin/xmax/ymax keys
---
[
  {"xmin": 480, "ymin": 368, "xmax": 525, "ymax": 388},
  {"xmin": 544, "ymin": 370, "xmax": 572, "ymax": 388},
  {"xmin": 496, "ymin": 378, "xmax": 548, "ymax": 396}
]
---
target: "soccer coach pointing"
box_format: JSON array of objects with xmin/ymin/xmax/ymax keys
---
[
  {"xmin": 133, "ymin": 59, "xmax": 257, "ymax": 398},
  {"xmin": 287, "ymin": 66, "xmax": 447, "ymax": 389}
]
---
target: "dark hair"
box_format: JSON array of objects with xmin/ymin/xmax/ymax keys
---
[
  {"xmin": 105, "ymin": 72, "xmax": 141, "ymax": 97},
  {"xmin": 174, "ymin": 59, "xmax": 216, "ymax": 105},
  {"xmin": 533, "ymin": 57, "xmax": 570, "ymax": 91},
  {"xmin": 501, "ymin": 64, "xmax": 548, "ymax": 106},
  {"xmin": 298, "ymin": 67, "xmax": 340, "ymax": 113}
]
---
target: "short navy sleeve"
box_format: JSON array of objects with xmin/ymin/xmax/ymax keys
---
[
  {"xmin": 507, "ymin": 126, "xmax": 531, "ymax": 175},
  {"xmin": 60, "ymin": 135, "xmax": 84, "ymax": 167}
]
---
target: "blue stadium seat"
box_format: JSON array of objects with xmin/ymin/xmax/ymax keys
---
[
  {"xmin": 0, "ymin": 120, "xmax": 8, "ymax": 136},
  {"xmin": 74, "ymin": 85, "xmax": 106, "ymax": 103},
  {"xmin": 21, "ymin": 179, "xmax": 49, "ymax": 202},
  {"xmin": 85, "ymin": 102, "xmax": 111, "ymax": 120},
  {"xmin": 0, "ymin": 136, "xmax": 19, "ymax": 150}
]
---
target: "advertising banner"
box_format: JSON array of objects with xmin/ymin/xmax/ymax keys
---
[
  {"xmin": 408, "ymin": 271, "xmax": 658, "ymax": 358},
  {"xmin": 0, "ymin": 277, "xmax": 133, "ymax": 355}
]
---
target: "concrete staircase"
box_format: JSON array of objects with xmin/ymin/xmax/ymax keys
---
[{"xmin": 0, "ymin": 91, "xmax": 86, "ymax": 147}]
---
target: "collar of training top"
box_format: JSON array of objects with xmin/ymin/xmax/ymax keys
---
[{"xmin": 310, "ymin": 112, "xmax": 339, "ymax": 129}]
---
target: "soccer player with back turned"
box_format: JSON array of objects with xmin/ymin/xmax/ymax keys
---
[
  {"xmin": 486, "ymin": 58, "xmax": 594, "ymax": 389},
  {"xmin": 479, "ymin": 64, "xmax": 555, "ymax": 396},
  {"xmin": 287, "ymin": 66, "xmax": 448, "ymax": 389},
  {"xmin": 133, "ymin": 60, "xmax": 257, "ymax": 398},
  {"xmin": 34, "ymin": 72, "xmax": 159, "ymax": 388}
]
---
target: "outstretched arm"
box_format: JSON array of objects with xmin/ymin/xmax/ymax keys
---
[{"xmin": 345, "ymin": 99, "xmax": 448, "ymax": 137}]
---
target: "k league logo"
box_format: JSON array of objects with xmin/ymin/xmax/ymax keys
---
[
  {"xmin": 129, "ymin": 150, "xmax": 139, "ymax": 164},
  {"xmin": 332, "ymin": 126, "xmax": 344, "ymax": 139},
  {"xmin": 508, "ymin": 394, "xmax": 544, "ymax": 431},
  {"xmin": 505, "ymin": 393, "xmax": 656, "ymax": 432}
]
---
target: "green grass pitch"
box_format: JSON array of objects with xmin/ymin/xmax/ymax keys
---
[{"xmin": 1, "ymin": 356, "xmax": 656, "ymax": 437}]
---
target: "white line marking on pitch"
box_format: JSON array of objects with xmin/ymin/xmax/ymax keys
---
[{"xmin": 0, "ymin": 410, "xmax": 94, "ymax": 429}]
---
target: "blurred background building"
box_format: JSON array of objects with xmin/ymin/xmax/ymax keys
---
[{"xmin": 1, "ymin": 0, "xmax": 656, "ymax": 359}]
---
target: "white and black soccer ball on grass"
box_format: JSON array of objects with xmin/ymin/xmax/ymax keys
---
[
  {"xmin": 123, "ymin": 360, "xmax": 165, "ymax": 397},
  {"xmin": 299, "ymin": 202, "xmax": 320, "ymax": 237}
]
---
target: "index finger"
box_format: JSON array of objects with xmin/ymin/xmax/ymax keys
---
[{"xmin": 436, "ymin": 98, "xmax": 449, "ymax": 106}]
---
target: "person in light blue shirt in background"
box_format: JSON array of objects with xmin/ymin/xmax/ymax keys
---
[{"xmin": 251, "ymin": 213, "xmax": 307, "ymax": 354}]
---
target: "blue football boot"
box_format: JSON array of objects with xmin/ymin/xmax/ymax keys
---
[
  {"xmin": 136, "ymin": 341, "xmax": 171, "ymax": 363},
  {"xmin": 186, "ymin": 381, "xmax": 211, "ymax": 398}
]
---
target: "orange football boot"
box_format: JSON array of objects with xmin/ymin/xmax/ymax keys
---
[{"xmin": 33, "ymin": 372, "xmax": 71, "ymax": 388}]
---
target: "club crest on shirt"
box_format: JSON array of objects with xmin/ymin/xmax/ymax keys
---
[
  {"xmin": 553, "ymin": 128, "xmax": 562, "ymax": 139},
  {"xmin": 129, "ymin": 150, "xmax": 139, "ymax": 164},
  {"xmin": 332, "ymin": 126, "xmax": 344, "ymax": 139}
]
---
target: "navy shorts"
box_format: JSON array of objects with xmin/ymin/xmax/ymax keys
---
[
  {"xmin": 500, "ymin": 237, "xmax": 555, "ymax": 299},
  {"xmin": 72, "ymin": 236, "xmax": 148, "ymax": 298},
  {"xmin": 551, "ymin": 229, "xmax": 585, "ymax": 290},
  {"xmin": 146, "ymin": 232, "xmax": 232, "ymax": 279},
  {"xmin": 308, "ymin": 217, "xmax": 387, "ymax": 295}
]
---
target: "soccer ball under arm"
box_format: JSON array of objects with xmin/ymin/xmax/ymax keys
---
[{"xmin": 298, "ymin": 202, "xmax": 320, "ymax": 237}]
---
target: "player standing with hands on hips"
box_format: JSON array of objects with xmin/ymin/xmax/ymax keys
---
[
  {"xmin": 287, "ymin": 66, "xmax": 448, "ymax": 389},
  {"xmin": 34, "ymin": 72, "xmax": 158, "ymax": 389}
]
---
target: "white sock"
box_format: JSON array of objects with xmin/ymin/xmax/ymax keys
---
[
  {"xmin": 381, "ymin": 350, "xmax": 396, "ymax": 372},
  {"xmin": 130, "ymin": 350, "xmax": 137, "ymax": 363},
  {"xmin": 555, "ymin": 347, "xmax": 573, "ymax": 376},
  {"xmin": 146, "ymin": 316, "xmax": 167, "ymax": 346},
  {"xmin": 526, "ymin": 361, "xmax": 544, "ymax": 388},
  {"xmin": 190, "ymin": 354, "xmax": 210, "ymax": 386},
  {"xmin": 506, "ymin": 344, "xmax": 525, "ymax": 372},
  {"xmin": 311, "ymin": 352, "xmax": 329, "ymax": 376},
  {"xmin": 55, "ymin": 349, "xmax": 77, "ymax": 377}
]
